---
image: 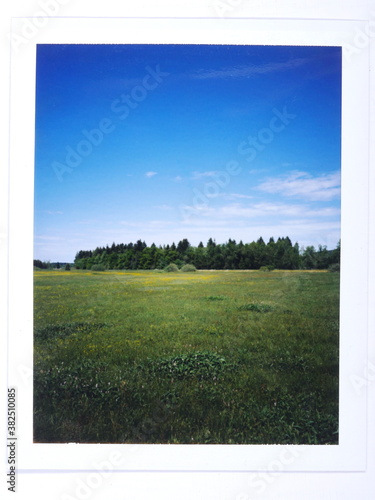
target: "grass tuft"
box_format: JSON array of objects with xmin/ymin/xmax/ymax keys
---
[
  {"xmin": 143, "ymin": 351, "xmax": 234, "ymax": 380},
  {"xmin": 35, "ymin": 322, "xmax": 108, "ymax": 342},
  {"xmin": 238, "ymin": 303, "xmax": 274, "ymax": 313}
]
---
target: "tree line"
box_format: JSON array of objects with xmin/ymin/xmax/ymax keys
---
[
  {"xmin": 33, "ymin": 260, "xmax": 71, "ymax": 270},
  {"xmin": 72, "ymin": 237, "xmax": 340, "ymax": 271}
]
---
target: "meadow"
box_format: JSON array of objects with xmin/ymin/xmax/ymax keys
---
[{"xmin": 34, "ymin": 269, "xmax": 339, "ymax": 444}]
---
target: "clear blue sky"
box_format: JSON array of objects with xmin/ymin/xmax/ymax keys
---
[{"xmin": 34, "ymin": 44, "xmax": 341, "ymax": 262}]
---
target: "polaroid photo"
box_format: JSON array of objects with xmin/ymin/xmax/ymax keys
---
[{"xmin": 7, "ymin": 15, "xmax": 370, "ymax": 476}]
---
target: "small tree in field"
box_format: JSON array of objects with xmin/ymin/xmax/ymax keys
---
[
  {"xmin": 91, "ymin": 264, "xmax": 105, "ymax": 271},
  {"xmin": 64, "ymin": 263, "xmax": 71, "ymax": 271},
  {"xmin": 259, "ymin": 265, "xmax": 274, "ymax": 272},
  {"xmin": 328, "ymin": 263, "xmax": 340, "ymax": 272},
  {"xmin": 181, "ymin": 264, "xmax": 197, "ymax": 272},
  {"xmin": 164, "ymin": 263, "xmax": 179, "ymax": 272}
]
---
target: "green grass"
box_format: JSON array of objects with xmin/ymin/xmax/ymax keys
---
[{"xmin": 34, "ymin": 269, "xmax": 339, "ymax": 444}]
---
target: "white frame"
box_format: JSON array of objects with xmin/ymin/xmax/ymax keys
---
[{"xmin": 8, "ymin": 16, "xmax": 369, "ymax": 474}]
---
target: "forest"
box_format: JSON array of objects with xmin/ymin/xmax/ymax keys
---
[{"xmin": 70, "ymin": 237, "xmax": 340, "ymax": 271}]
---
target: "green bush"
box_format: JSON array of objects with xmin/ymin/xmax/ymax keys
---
[
  {"xmin": 180, "ymin": 264, "xmax": 197, "ymax": 272},
  {"xmin": 144, "ymin": 351, "xmax": 233, "ymax": 380},
  {"xmin": 65, "ymin": 263, "xmax": 71, "ymax": 271},
  {"xmin": 164, "ymin": 263, "xmax": 179, "ymax": 272},
  {"xmin": 238, "ymin": 303, "xmax": 273, "ymax": 313},
  {"xmin": 328, "ymin": 263, "xmax": 340, "ymax": 272},
  {"xmin": 91, "ymin": 264, "xmax": 106, "ymax": 271},
  {"xmin": 259, "ymin": 265, "xmax": 275, "ymax": 272}
]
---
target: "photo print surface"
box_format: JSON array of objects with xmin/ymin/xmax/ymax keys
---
[{"xmin": 33, "ymin": 44, "xmax": 341, "ymax": 444}]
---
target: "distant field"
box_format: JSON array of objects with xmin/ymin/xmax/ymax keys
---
[{"xmin": 34, "ymin": 269, "xmax": 339, "ymax": 444}]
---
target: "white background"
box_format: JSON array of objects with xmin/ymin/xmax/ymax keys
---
[{"xmin": 1, "ymin": 1, "xmax": 374, "ymax": 499}]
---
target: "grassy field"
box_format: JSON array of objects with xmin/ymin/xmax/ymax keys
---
[{"xmin": 34, "ymin": 269, "xmax": 339, "ymax": 444}]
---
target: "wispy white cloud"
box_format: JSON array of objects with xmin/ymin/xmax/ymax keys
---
[
  {"xmin": 145, "ymin": 171, "xmax": 158, "ymax": 178},
  {"xmin": 35, "ymin": 235, "xmax": 62, "ymax": 241},
  {"xmin": 220, "ymin": 202, "xmax": 298, "ymax": 218},
  {"xmin": 119, "ymin": 220, "xmax": 172, "ymax": 229},
  {"xmin": 181, "ymin": 201, "xmax": 340, "ymax": 220},
  {"xmin": 249, "ymin": 168, "xmax": 269, "ymax": 175},
  {"xmin": 154, "ymin": 204, "xmax": 173, "ymax": 210},
  {"xmin": 257, "ymin": 170, "xmax": 341, "ymax": 201},
  {"xmin": 45, "ymin": 210, "xmax": 63, "ymax": 215},
  {"xmin": 148, "ymin": 220, "xmax": 173, "ymax": 228},
  {"xmin": 119, "ymin": 221, "xmax": 140, "ymax": 227},
  {"xmin": 281, "ymin": 162, "xmax": 301, "ymax": 168},
  {"xmin": 227, "ymin": 193, "xmax": 254, "ymax": 200},
  {"xmin": 191, "ymin": 58, "xmax": 310, "ymax": 81},
  {"xmin": 177, "ymin": 212, "xmax": 340, "ymax": 249},
  {"xmin": 174, "ymin": 175, "xmax": 183, "ymax": 182},
  {"xmin": 191, "ymin": 171, "xmax": 219, "ymax": 180},
  {"xmin": 199, "ymin": 192, "xmax": 254, "ymax": 201},
  {"xmin": 77, "ymin": 219, "xmax": 98, "ymax": 225}
]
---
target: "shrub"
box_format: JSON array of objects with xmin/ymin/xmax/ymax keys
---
[
  {"xmin": 164, "ymin": 263, "xmax": 179, "ymax": 272},
  {"xmin": 91, "ymin": 264, "xmax": 105, "ymax": 271},
  {"xmin": 145, "ymin": 352, "xmax": 233, "ymax": 380},
  {"xmin": 238, "ymin": 303, "xmax": 273, "ymax": 313},
  {"xmin": 180, "ymin": 264, "xmax": 197, "ymax": 272},
  {"xmin": 328, "ymin": 263, "xmax": 340, "ymax": 273},
  {"xmin": 259, "ymin": 265, "xmax": 274, "ymax": 272},
  {"xmin": 64, "ymin": 263, "xmax": 71, "ymax": 271}
]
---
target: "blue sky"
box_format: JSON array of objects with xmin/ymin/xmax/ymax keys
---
[{"xmin": 34, "ymin": 44, "xmax": 341, "ymax": 262}]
